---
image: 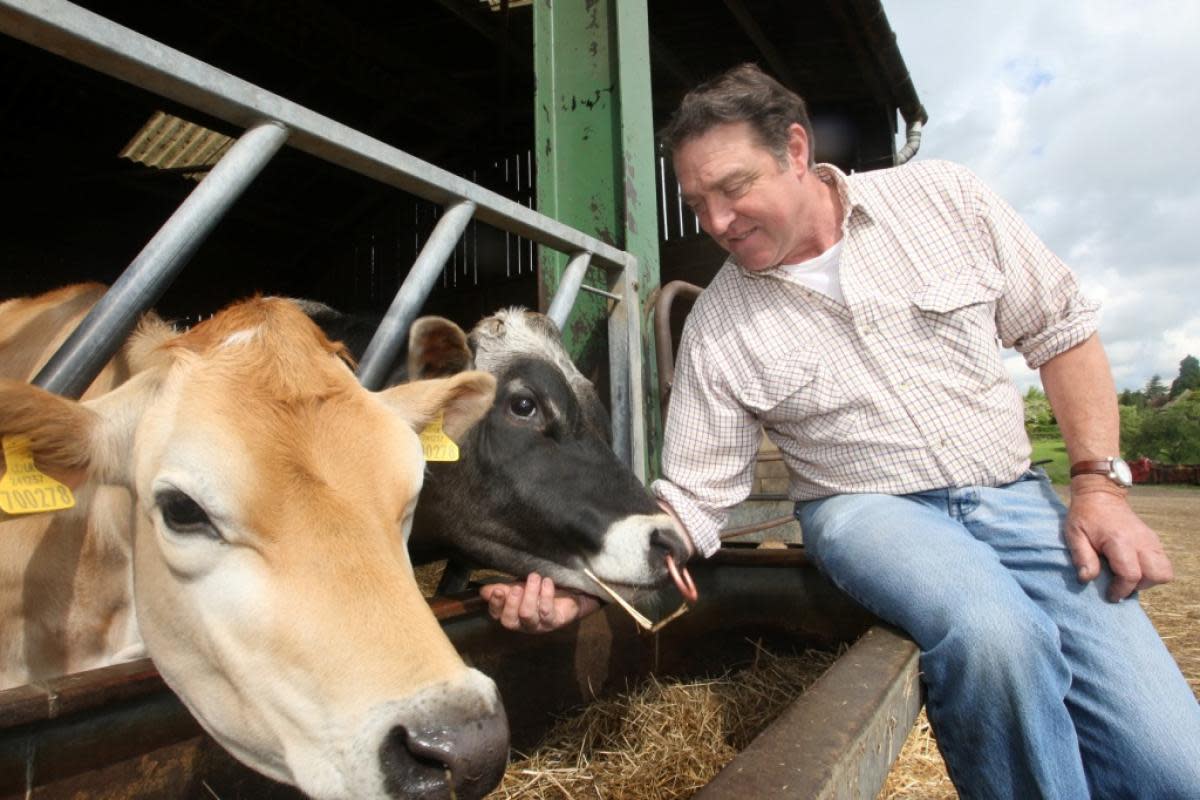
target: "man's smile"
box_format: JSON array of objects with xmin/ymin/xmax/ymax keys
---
[{"xmin": 724, "ymin": 226, "xmax": 755, "ymax": 244}]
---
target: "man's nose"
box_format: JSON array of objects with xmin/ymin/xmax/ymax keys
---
[{"xmin": 704, "ymin": 202, "xmax": 735, "ymax": 236}]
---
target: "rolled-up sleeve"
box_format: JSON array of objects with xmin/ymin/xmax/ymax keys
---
[
  {"xmin": 651, "ymin": 322, "xmax": 760, "ymax": 558},
  {"xmin": 967, "ymin": 168, "xmax": 1100, "ymax": 369}
]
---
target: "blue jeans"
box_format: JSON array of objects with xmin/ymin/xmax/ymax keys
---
[{"xmin": 795, "ymin": 470, "xmax": 1200, "ymax": 799}]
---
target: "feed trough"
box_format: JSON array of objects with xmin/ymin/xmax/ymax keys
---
[{"xmin": 0, "ymin": 546, "xmax": 921, "ymax": 799}]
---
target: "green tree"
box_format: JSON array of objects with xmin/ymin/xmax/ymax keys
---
[
  {"xmin": 1119, "ymin": 404, "xmax": 1148, "ymax": 459},
  {"xmin": 1145, "ymin": 374, "xmax": 1168, "ymax": 407},
  {"xmin": 1125, "ymin": 392, "xmax": 1200, "ymax": 463},
  {"xmin": 1023, "ymin": 386, "xmax": 1053, "ymax": 426},
  {"xmin": 1169, "ymin": 354, "xmax": 1200, "ymax": 399},
  {"xmin": 1118, "ymin": 388, "xmax": 1146, "ymax": 408}
]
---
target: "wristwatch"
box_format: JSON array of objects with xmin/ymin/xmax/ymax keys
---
[{"xmin": 1069, "ymin": 456, "xmax": 1133, "ymax": 488}]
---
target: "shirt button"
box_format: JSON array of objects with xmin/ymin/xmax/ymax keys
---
[{"xmin": 861, "ymin": 323, "xmax": 877, "ymax": 336}]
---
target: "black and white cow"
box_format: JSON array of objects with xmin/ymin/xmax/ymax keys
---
[{"xmin": 306, "ymin": 304, "xmax": 692, "ymax": 602}]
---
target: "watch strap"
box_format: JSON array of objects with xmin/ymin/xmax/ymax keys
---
[{"xmin": 1070, "ymin": 459, "xmax": 1114, "ymax": 478}]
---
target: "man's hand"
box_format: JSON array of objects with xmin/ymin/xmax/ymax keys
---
[
  {"xmin": 480, "ymin": 573, "xmax": 602, "ymax": 633},
  {"xmin": 1065, "ymin": 484, "xmax": 1173, "ymax": 601}
]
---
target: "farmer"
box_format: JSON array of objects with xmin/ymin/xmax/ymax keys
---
[{"xmin": 483, "ymin": 63, "xmax": 1200, "ymax": 797}]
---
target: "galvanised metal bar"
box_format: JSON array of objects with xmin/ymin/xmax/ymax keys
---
[
  {"xmin": 654, "ymin": 280, "xmax": 704, "ymax": 417},
  {"xmin": 31, "ymin": 121, "xmax": 289, "ymax": 398},
  {"xmin": 609, "ymin": 252, "xmax": 645, "ymax": 479},
  {"xmin": 545, "ymin": 251, "xmax": 593, "ymax": 331},
  {"xmin": 0, "ymin": 0, "xmax": 647, "ymax": 473},
  {"xmin": 356, "ymin": 200, "xmax": 477, "ymax": 391},
  {"xmin": 580, "ymin": 285, "xmax": 621, "ymax": 301}
]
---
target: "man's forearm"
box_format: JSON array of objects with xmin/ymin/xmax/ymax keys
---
[
  {"xmin": 1039, "ymin": 334, "xmax": 1122, "ymax": 492},
  {"xmin": 1039, "ymin": 333, "xmax": 1173, "ymax": 595}
]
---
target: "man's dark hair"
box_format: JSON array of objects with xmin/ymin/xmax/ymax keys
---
[{"xmin": 659, "ymin": 63, "xmax": 815, "ymax": 168}]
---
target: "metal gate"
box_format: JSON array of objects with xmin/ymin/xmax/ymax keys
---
[{"xmin": 0, "ymin": 0, "xmax": 648, "ymax": 477}]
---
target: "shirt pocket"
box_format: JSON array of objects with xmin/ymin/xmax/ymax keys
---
[
  {"xmin": 910, "ymin": 269, "xmax": 1006, "ymax": 391},
  {"xmin": 742, "ymin": 350, "xmax": 857, "ymax": 442}
]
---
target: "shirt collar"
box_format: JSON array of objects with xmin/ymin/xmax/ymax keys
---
[{"xmin": 814, "ymin": 162, "xmax": 870, "ymax": 227}]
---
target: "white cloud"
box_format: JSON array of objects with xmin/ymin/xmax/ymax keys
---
[{"xmin": 885, "ymin": 0, "xmax": 1200, "ymax": 392}]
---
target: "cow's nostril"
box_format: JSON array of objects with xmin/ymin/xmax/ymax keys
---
[
  {"xmin": 651, "ymin": 527, "xmax": 691, "ymax": 564},
  {"xmin": 379, "ymin": 706, "xmax": 509, "ymax": 800},
  {"xmin": 379, "ymin": 725, "xmax": 451, "ymax": 799}
]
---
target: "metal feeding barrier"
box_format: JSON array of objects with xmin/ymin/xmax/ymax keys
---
[
  {"xmin": 0, "ymin": 3, "xmax": 924, "ymax": 798},
  {"xmin": 1, "ymin": 0, "xmax": 647, "ymax": 478}
]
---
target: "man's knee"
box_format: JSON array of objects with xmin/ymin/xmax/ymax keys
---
[{"xmin": 925, "ymin": 600, "xmax": 1067, "ymax": 689}]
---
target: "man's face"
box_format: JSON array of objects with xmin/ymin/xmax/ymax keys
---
[{"xmin": 674, "ymin": 122, "xmax": 813, "ymax": 271}]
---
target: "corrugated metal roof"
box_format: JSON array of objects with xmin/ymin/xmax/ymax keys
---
[{"xmin": 118, "ymin": 110, "xmax": 232, "ymax": 180}]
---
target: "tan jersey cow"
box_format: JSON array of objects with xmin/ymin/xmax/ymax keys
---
[{"xmin": 0, "ymin": 284, "xmax": 508, "ymax": 800}]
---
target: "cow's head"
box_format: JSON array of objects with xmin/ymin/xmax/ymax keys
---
[
  {"xmin": 0, "ymin": 298, "xmax": 507, "ymax": 800},
  {"xmin": 407, "ymin": 310, "xmax": 693, "ymax": 601}
]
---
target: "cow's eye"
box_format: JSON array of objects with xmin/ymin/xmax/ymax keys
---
[
  {"xmin": 155, "ymin": 489, "xmax": 216, "ymax": 536},
  {"xmin": 509, "ymin": 395, "xmax": 538, "ymax": 418}
]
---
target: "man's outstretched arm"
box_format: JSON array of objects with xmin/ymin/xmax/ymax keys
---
[{"xmin": 480, "ymin": 573, "xmax": 603, "ymax": 633}]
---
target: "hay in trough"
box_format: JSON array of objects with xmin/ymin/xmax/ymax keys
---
[
  {"xmin": 414, "ymin": 561, "xmax": 452, "ymax": 596},
  {"xmin": 487, "ymin": 642, "xmax": 842, "ymax": 800}
]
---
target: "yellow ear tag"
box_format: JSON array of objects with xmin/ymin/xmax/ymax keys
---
[
  {"xmin": 0, "ymin": 436, "xmax": 76, "ymax": 515},
  {"xmin": 419, "ymin": 412, "xmax": 460, "ymax": 462}
]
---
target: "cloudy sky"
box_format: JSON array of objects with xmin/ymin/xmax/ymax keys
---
[{"xmin": 883, "ymin": 1, "xmax": 1199, "ymax": 393}]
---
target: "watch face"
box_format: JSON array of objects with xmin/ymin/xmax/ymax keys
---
[{"xmin": 1111, "ymin": 457, "xmax": 1134, "ymax": 487}]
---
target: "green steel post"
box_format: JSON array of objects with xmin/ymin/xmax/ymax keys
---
[{"xmin": 534, "ymin": 0, "xmax": 664, "ymax": 478}]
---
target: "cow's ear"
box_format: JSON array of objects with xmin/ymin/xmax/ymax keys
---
[
  {"xmin": 379, "ymin": 371, "xmax": 496, "ymax": 441},
  {"xmin": 0, "ymin": 370, "xmax": 162, "ymax": 490},
  {"xmin": 0, "ymin": 380, "xmax": 99, "ymax": 487},
  {"xmin": 80, "ymin": 369, "xmax": 164, "ymax": 485},
  {"xmin": 406, "ymin": 316, "xmax": 472, "ymax": 379}
]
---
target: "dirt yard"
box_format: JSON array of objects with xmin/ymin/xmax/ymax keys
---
[{"xmin": 880, "ymin": 485, "xmax": 1200, "ymax": 799}]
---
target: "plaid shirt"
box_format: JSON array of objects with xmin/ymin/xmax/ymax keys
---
[{"xmin": 652, "ymin": 160, "xmax": 1099, "ymax": 557}]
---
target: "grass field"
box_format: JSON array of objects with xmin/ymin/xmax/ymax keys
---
[{"xmin": 1030, "ymin": 435, "xmax": 1070, "ymax": 483}]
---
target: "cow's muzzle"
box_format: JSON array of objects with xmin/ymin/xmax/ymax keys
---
[{"xmin": 379, "ymin": 705, "xmax": 509, "ymax": 799}]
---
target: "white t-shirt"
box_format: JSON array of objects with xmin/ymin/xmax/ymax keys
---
[{"xmin": 778, "ymin": 238, "xmax": 845, "ymax": 304}]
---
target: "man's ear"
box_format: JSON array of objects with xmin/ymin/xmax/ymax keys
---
[
  {"xmin": 787, "ymin": 122, "xmax": 810, "ymax": 173},
  {"xmin": 379, "ymin": 371, "xmax": 496, "ymax": 441}
]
